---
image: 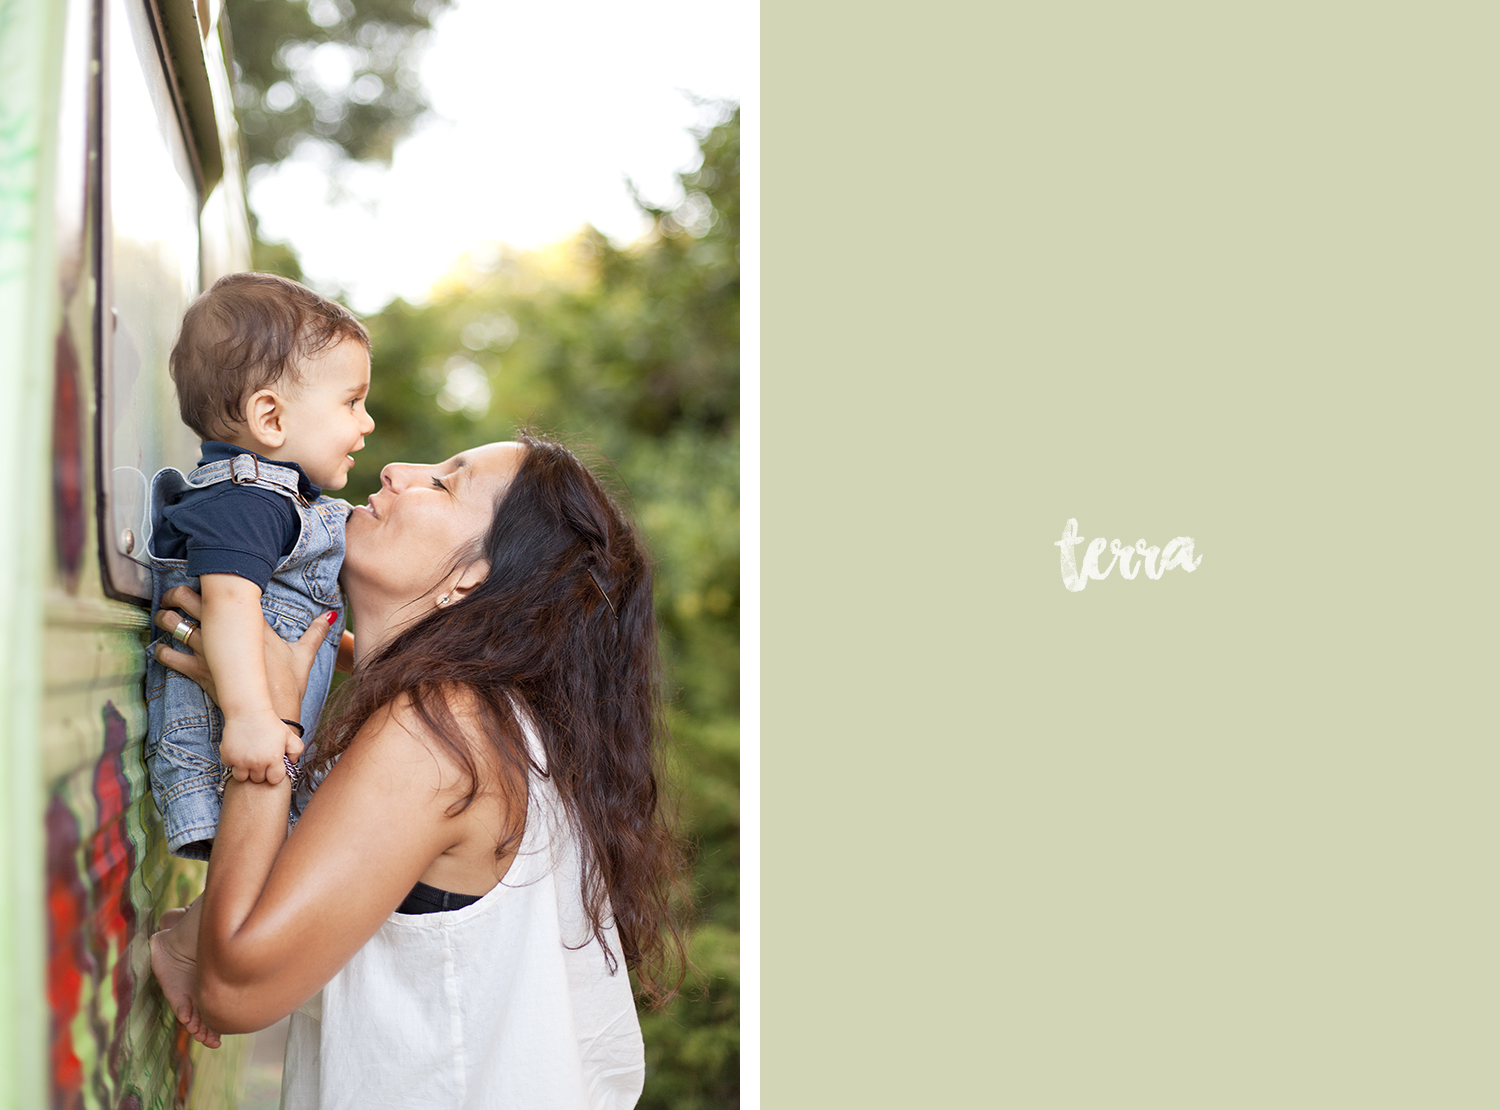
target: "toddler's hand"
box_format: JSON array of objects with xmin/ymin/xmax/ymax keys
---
[{"xmin": 220, "ymin": 713, "xmax": 302, "ymax": 785}]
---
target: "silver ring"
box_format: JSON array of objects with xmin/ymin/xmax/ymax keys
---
[{"xmin": 171, "ymin": 616, "xmax": 199, "ymax": 647}]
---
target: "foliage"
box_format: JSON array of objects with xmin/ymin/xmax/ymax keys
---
[
  {"xmin": 349, "ymin": 107, "xmax": 742, "ymax": 1108},
  {"xmin": 249, "ymin": 222, "xmax": 305, "ymax": 280},
  {"xmin": 224, "ymin": 0, "xmax": 453, "ymax": 170}
]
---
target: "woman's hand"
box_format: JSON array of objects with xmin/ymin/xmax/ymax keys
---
[{"xmin": 153, "ymin": 586, "xmax": 338, "ymax": 721}]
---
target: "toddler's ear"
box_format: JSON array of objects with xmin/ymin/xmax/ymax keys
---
[{"xmin": 243, "ymin": 389, "xmax": 287, "ymax": 450}]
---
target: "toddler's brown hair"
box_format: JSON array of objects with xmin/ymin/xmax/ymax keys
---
[{"xmin": 169, "ymin": 272, "xmax": 370, "ymax": 441}]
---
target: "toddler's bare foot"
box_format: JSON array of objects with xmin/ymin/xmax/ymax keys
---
[{"xmin": 151, "ymin": 908, "xmax": 221, "ymax": 1049}]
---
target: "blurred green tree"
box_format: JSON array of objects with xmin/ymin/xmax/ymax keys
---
[
  {"xmin": 249, "ymin": 217, "xmax": 305, "ymax": 280},
  {"xmin": 352, "ymin": 106, "xmax": 742, "ymax": 1109},
  {"xmin": 224, "ymin": 0, "xmax": 453, "ymax": 170},
  {"xmin": 223, "ymin": 0, "xmax": 454, "ymax": 274}
]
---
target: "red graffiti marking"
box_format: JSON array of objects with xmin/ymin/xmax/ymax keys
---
[
  {"xmin": 51, "ymin": 325, "xmax": 85, "ymax": 586},
  {"xmin": 46, "ymin": 702, "xmax": 150, "ymax": 1108}
]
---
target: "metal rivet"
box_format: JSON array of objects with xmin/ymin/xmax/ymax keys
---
[{"xmin": 120, "ymin": 528, "xmax": 134, "ymax": 554}]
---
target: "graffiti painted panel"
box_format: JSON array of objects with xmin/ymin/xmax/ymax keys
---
[{"xmin": 45, "ymin": 700, "xmax": 246, "ymax": 1109}]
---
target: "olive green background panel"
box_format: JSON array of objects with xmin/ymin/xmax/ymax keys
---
[{"xmin": 763, "ymin": 2, "xmax": 1499, "ymax": 1107}]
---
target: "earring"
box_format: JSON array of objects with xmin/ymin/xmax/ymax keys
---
[{"xmin": 438, "ymin": 594, "xmax": 450, "ymax": 607}]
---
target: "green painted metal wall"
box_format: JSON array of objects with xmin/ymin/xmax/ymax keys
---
[
  {"xmin": 0, "ymin": 1, "xmax": 63, "ymax": 1101},
  {"xmin": 0, "ymin": 0, "xmax": 254, "ymax": 1105}
]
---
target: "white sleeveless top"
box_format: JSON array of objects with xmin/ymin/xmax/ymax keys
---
[{"xmin": 279, "ymin": 747, "xmax": 645, "ymax": 1110}]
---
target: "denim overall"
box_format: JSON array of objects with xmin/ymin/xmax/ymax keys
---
[{"xmin": 144, "ymin": 453, "xmax": 349, "ymax": 860}]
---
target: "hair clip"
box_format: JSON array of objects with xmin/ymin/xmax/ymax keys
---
[{"xmin": 587, "ymin": 567, "xmax": 619, "ymax": 620}]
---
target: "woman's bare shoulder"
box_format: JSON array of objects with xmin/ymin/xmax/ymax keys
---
[
  {"xmin": 349, "ymin": 686, "xmax": 519, "ymax": 801},
  {"xmin": 335, "ymin": 687, "xmax": 527, "ymax": 895}
]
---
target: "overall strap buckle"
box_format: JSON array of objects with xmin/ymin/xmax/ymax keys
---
[
  {"xmin": 228, "ymin": 453, "xmax": 310, "ymax": 507},
  {"xmin": 229, "ymin": 454, "xmax": 262, "ymax": 485}
]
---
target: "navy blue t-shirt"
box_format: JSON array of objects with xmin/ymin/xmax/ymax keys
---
[{"xmin": 153, "ymin": 442, "xmax": 322, "ymax": 591}]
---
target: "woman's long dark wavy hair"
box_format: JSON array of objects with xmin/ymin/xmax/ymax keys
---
[{"xmin": 313, "ymin": 431, "xmax": 688, "ymax": 1003}]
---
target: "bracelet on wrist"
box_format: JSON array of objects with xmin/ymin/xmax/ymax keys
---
[{"xmin": 217, "ymin": 755, "xmax": 302, "ymax": 797}]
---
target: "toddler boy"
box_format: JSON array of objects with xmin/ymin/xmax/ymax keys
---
[{"xmin": 144, "ymin": 272, "xmax": 373, "ymax": 1041}]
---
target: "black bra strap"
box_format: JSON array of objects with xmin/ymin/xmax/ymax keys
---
[{"xmin": 396, "ymin": 879, "xmax": 485, "ymax": 915}]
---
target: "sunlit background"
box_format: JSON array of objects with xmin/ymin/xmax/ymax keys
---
[
  {"xmin": 246, "ymin": 0, "xmax": 750, "ymax": 312},
  {"xmin": 226, "ymin": 2, "xmax": 749, "ymax": 1107}
]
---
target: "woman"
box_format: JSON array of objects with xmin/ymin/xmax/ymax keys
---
[{"xmin": 153, "ymin": 433, "xmax": 684, "ymax": 1109}]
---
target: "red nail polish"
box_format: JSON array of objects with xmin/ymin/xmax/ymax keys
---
[{"xmin": 325, "ymin": 611, "xmax": 339, "ymax": 625}]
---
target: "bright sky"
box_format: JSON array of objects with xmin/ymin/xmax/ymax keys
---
[{"xmin": 249, "ymin": 0, "xmax": 753, "ymax": 314}]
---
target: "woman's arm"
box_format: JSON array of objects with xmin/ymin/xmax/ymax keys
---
[
  {"xmin": 155, "ymin": 586, "xmax": 505, "ymax": 1034},
  {"xmin": 197, "ymin": 698, "xmax": 480, "ymax": 1032}
]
